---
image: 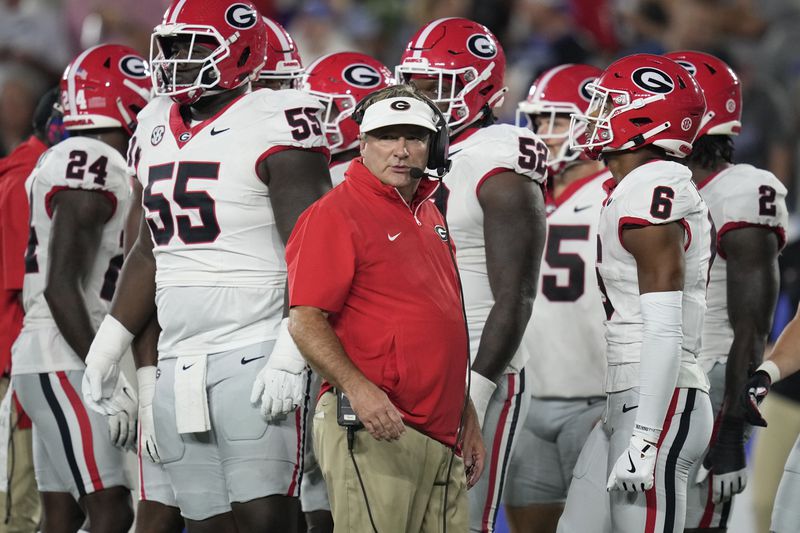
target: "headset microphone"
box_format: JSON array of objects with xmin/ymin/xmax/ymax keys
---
[{"xmin": 409, "ymin": 167, "xmax": 429, "ymax": 180}]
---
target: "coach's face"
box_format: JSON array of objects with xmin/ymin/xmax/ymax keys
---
[{"xmin": 360, "ymin": 124, "xmax": 430, "ymax": 195}]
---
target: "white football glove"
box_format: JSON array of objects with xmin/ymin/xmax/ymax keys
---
[
  {"xmin": 82, "ymin": 315, "xmax": 134, "ymax": 415},
  {"xmin": 469, "ymin": 371, "xmax": 497, "ymax": 429},
  {"xmin": 250, "ymin": 318, "xmax": 308, "ymax": 420},
  {"xmin": 108, "ymin": 411, "xmax": 136, "ymax": 450},
  {"xmin": 607, "ymin": 432, "xmax": 658, "ymax": 493},
  {"xmin": 137, "ymin": 366, "xmax": 160, "ymax": 463},
  {"xmin": 105, "ymin": 372, "xmax": 137, "ymax": 450}
]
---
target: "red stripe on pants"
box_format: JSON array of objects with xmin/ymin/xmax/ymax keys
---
[
  {"xmin": 287, "ymin": 408, "xmax": 302, "ymax": 496},
  {"xmin": 645, "ymin": 389, "xmax": 680, "ymax": 533},
  {"xmin": 57, "ymin": 371, "xmax": 104, "ymax": 492},
  {"xmin": 481, "ymin": 374, "xmax": 515, "ymax": 531}
]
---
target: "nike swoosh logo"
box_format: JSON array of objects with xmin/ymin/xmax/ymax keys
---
[
  {"xmin": 627, "ymin": 452, "xmax": 636, "ymax": 474},
  {"xmin": 622, "ymin": 403, "xmax": 638, "ymax": 413},
  {"xmin": 210, "ymin": 127, "xmax": 229, "ymax": 136},
  {"xmin": 574, "ymin": 205, "xmax": 593, "ymax": 213},
  {"xmin": 122, "ymin": 386, "xmax": 133, "ymax": 400},
  {"xmin": 241, "ymin": 355, "xmax": 265, "ymax": 365},
  {"xmin": 182, "ymin": 363, "xmax": 195, "ymax": 371},
  {"xmin": 449, "ymin": 149, "xmax": 463, "ymax": 156},
  {"xmin": 388, "ymin": 232, "xmax": 401, "ymax": 241}
]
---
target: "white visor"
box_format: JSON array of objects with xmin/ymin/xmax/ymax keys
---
[{"xmin": 360, "ymin": 97, "xmax": 438, "ymax": 134}]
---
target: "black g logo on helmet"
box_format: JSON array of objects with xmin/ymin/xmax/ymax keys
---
[
  {"xmin": 342, "ymin": 64, "xmax": 382, "ymax": 88},
  {"xmin": 467, "ymin": 34, "xmax": 497, "ymax": 59},
  {"xmin": 120, "ymin": 56, "xmax": 148, "ymax": 79},
  {"xmin": 578, "ymin": 78, "xmax": 596, "ymax": 102},
  {"xmin": 390, "ymin": 100, "xmax": 412, "ymax": 111},
  {"xmin": 631, "ymin": 67, "xmax": 674, "ymax": 94},
  {"xmin": 675, "ymin": 60, "xmax": 696, "ymax": 77},
  {"xmin": 225, "ymin": 3, "xmax": 258, "ymax": 30}
]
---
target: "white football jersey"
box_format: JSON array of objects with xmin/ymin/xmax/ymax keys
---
[
  {"xmin": 698, "ymin": 164, "xmax": 788, "ymax": 371},
  {"xmin": 444, "ymin": 124, "xmax": 548, "ymax": 373},
  {"xmin": 329, "ymin": 159, "xmax": 348, "ymax": 187},
  {"xmin": 597, "ymin": 161, "xmax": 710, "ymax": 393},
  {"xmin": 523, "ymin": 170, "xmax": 609, "ymax": 398},
  {"xmin": 130, "ymin": 90, "xmax": 327, "ymax": 358},
  {"xmin": 12, "ymin": 137, "xmax": 129, "ymax": 374}
]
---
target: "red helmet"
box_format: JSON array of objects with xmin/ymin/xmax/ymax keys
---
[
  {"xmin": 150, "ymin": 0, "xmax": 267, "ymax": 104},
  {"xmin": 517, "ymin": 63, "xmax": 602, "ymax": 173},
  {"xmin": 257, "ymin": 17, "xmax": 304, "ymax": 87},
  {"xmin": 396, "ymin": 17, "xmax": 507, "ymax": 132},
  {"xmin": 569, "ymin": 54, "xmax": 706, "ymax": 159},
  {"xmin": 664, "ymin": 50, "xmax": 741, "ymax": 137},
  {"xmin": 301, "ymin": 52, "xmax": 393, "ymax": 154},
  {"xmin": 59, "ymin": 44, "xmax": 151, "ymax": 135}
]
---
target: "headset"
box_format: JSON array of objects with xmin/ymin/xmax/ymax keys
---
[{"xmin": 351, "ymin": 91, "xmax": 451, "ymax": 177}]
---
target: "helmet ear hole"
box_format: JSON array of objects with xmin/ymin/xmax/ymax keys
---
[
  {"xmin": 630, "ymin": 117, "xmax": 652, "ymax": 126},
  {"xmin": 238, "ymin": 47, "xmax": 250, "ymax": 68}
]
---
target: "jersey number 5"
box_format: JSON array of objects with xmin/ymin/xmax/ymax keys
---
[
  {"xmin": 143, "ymin": 162, "xmax": 221, "ymax": 245},
  {"xmin": 542, "ymin": 225, "xmax": 590, "ymax": 302}
]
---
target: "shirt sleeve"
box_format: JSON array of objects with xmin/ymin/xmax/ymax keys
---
[
  {"xmin": 287, "ymin": 201, "xmax": 357, "ymax": 313},
  {"xmin": 0, "ymin": 178, "xmax": 30, "ymax": 291}
]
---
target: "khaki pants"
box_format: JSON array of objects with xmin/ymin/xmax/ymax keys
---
[
  {"xmin": 751, "ymin": 393, "xmax": 800, "ymax": 533},
  {"xmin": 0, "ymin": 377, "xmax": 40, "ymax": 533},
  {"xmin": 314, "ymin": 392, "xmax": 467, "ymax": 533}
]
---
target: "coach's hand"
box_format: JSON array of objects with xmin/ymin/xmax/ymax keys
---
[
  {"xmin": 251, "ymin": 318, "xmax": 308, "ymax": 420},
  {"xmin": 461, "ymin": 400, "xmax": 486, "ymax": 489},
  {"xmin": 137, "ymin": 366, "xmax": 160, "ymax": 463},
  {"xmin": 348, "ymin": 380, "xmax": 405, "ymax": 441},
  {"xmin": 607, "ymin": 431, "xmax": 658, "ymax": 492},
  {"xmin": 741, "ymin": 370, "xmax": 771, "ymax": 427},
  {"xmin": 695, "ymin": 416, "xmax": 748, "ymax": 503}
]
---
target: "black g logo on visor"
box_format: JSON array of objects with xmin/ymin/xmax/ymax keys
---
[
  {"xmin": 390, "ymin": 100, "xmax": 412, "ymax": 111},
  {"xmin": 343, "ymin": 64, "xmax": 382, "ymax": 88},
  {"xmin": 467, "ymin": 34, "xmax": 497, "ymax": 59},
  {"xmin": 631, "ymin": 67, "xmax": 674, "ymax": 94},
  {"xmin": 120, "ymin": 56, "xmax": 148, "ymax": 78},
  {"xmin": 225, "ymin": 3, "xmax": 258, "ymax": 29}
]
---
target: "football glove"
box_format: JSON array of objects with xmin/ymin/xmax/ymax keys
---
[
  {"xmin": 250, "ymin": 318, "xmax": 307, "ymax": 420},
  {"xmin": 741, "ymin": 370, "xmax": 771, "ymax": 427},
  {"xmin": 607, "ymin": 432, "xmax": 658, "ymax": 493},
  {"xmin": 82, "ymin": 315, "xmax": 134, "ymax": 414},
  {"xmin": 695, "ymin": 416, "xmax": 748, "ymax": 503},
  {"xmin": 137, "ymin": 366, "xmax": 160, "ymax": 463}
]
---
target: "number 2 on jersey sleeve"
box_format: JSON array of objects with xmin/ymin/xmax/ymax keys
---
[
  {"xmin": 143, "ymin": 162, "xmax": 221, "ymax": 246},
  {"xmin": 758, "ymin": 185, "xmax": 777, "ymax": 216}
]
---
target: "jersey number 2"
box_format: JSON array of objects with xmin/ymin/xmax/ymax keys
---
[{"xmin": 143, "ymin": 162, "xmax": 221, "ymax": 245}]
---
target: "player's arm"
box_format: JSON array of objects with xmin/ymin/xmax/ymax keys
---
[
  {"xmin": 289, "ymin": 305, "xmax": 405, "ymax": 442},
  {"xmin": 45, "ymin": 189, "xmax": 114, "ymax": 359},
  {"xmin": 722, "ymin": 227, "xmax": 780, "ymax": 417},
  {"xmin": 470, "ymin": 171, "xmax": 545, "ymax": 422},
  {"xmin": 608, "ymin": 221, "xmax": 684, "ymax": 493}
]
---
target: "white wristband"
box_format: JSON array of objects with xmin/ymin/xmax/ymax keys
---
[
  {"xmin": 757, "ymin": 360, "xmax": 781, "ymax": 384},
  {"xmin": 90, "ymin": 315, "xmax": 135, "ymax": 364},
  {"xmin": 269, "ymin": 318, "xmax": 307, "ymax": 374},
  {"xmin": 137, "ymin": 366, "xmax": 157, "ymax": 407},
  {"xmin": 469, "ymin": 371, "xmax": 497, "ymax": 429}
]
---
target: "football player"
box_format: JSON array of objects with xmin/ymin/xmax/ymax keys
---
[
  {"xmin": 503, "ymin": 64, "xmax": 609, "ymax": 533},
  {"xmin": 558, "ymin": 54, "xmax": 714, "ymax": 533},
  {"xmin": 297, "ymin": 49, "xmax": 392, "ymax": 533},
  {"xmin": 253, "ymin": 17, "xmax": 304, "ymax": 91},
  {"xmin": 396, "ymin": 18, "xmax": 548, "ymax": 533},
  {"xmin": 302, "ymin": 51, "xmax": 393, "ymax": 186},
  {"xmin": 80, "ymin": 0, "xmax": 332, "ymax": 531},
  {"xmin": 10, "ymin": 44, "xmax": 150, "ymax": 533},
  {"xmin": 664, "ymin": 51, "xmax": 788, "ymax": 533},
  {"xmin": 741, "ymin": 306, "xmax": 800, "ymax": 533}
]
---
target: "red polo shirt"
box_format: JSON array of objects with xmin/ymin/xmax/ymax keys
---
[
  {"xmin": 287, "ymin": 158, "xmax": 468, "ymax": 447},
  {"xmin": 0, "ymin": 136, "xmax": 46, "ymax": 375}
]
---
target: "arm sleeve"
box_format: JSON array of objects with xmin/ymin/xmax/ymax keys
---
[{"xmin": 286, "ymin": 202, "xmax": 357, "ymax": 313}]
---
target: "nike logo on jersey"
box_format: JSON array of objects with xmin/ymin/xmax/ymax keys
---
[
  {"xmin": 622, "ymin": 403, "xmax": 638, "ymax": 413},
  {"xmin": 574, "ymin": 205, "xmax": 593, "ymax": 213},
  {"xmin": 627, "ymin": 452, "xmax": 636, "ymax": 473},
  {"xmin": 241, "ymin": 355, "xmax": 265, "ymax": 365},
  {"xmin": 449, "ymin": 149, "xmax": 463, "ymax": 156},
  {"xmin": 388, "ymin": 232, "xmax": 401, "ymax": 241},
  {"xmin": 182, "ymin": 363, "xmax": 195, "ymax": 371},
  {"xmin": 210, "ymin": 127, "xmax": 230, "ymax": 136}
]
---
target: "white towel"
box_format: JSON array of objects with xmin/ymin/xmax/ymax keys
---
[
  {"xmin": 0, "ymin": 380, "xmax": 13, "ymax": 492},
  {"xmin": 174, "ymin": 355, "xmax": 210, "ymax": 434}
]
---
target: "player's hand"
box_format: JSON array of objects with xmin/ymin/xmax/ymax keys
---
[
  {"xmin": 348, "ymin": 380, "xmax": 405, "ymax": 442},
  {"xmin": 250, "ymin": 319, "xmax": 308, "ymax": 420},
  {"xmin": 695, "ymin": 416, "xmax": 748, "ymax": 503},
  {"xmin": 607, "ymin": 432, "xmax": 658, "ymax": 492},
  {"xmin": 137, "ymin": 366, "xmax": 160, "ymax": 463},
  {"xmin": 108, "ymin": 409, "xmax": 136, "ymax": 450},
  {"xmin": 104, "ymin": 373, "xmax": 137, "ymax": 450},
  {"xmin": 740, "ymin": 370, "xmax": 771, "ymax": 427},
  {"xmin": 82, "ymin": 315, "xmax": 134, "ymax": 413},
  {"xmin": 461, "ymin": 400, "xmax": 486, "ymax": 489}
]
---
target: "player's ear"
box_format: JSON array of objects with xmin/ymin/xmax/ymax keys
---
[{"xmin": 359, "ymin": 133, "xmax": 367, "ymax": 155}]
